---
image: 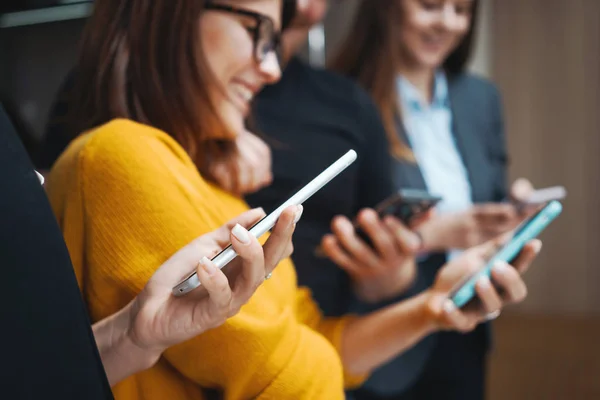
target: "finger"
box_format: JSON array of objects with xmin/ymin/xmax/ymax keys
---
[
  {"xmin": 239, "ymin": 133, "xmax": 272, "ymax": 191},
  {"xmin": 246, "ymin": 131, "xmax": 271, "ymax": 156},
  {"xmin": 235, "ymin": 147, "xmax": 254, "ymax": 194},
  {"xmin": 474, "ymin": 203, "xmax": 518, "ymax": 224},
  {"xmin": 476, "ymin": 234, "xmax": 511, "ymax": 261},
  {"xmin": 508, "ymin": 239, "xmax": 542, "ymax": 275},
  {"xmin": 474, "ymin": 276, "xmax": 502, "ymax": 314},
  {"xmin": 331, "ymin": 215, "xmax": 380, "ymax": 269},
  {"xmin": 511, "ymin": 178, "xmax": 535, "ymax": 202},
  {"xmin": 262, "ymin": 205, "xmax": 301, "ymax": 273},
  {"xmin": 383, "ymin": 216, "xmax": 422, "ymax": 253},
  {"xmin": 211, "ymin": 163, "xmax": 234, "ymax": 193},
  {"xmin": 356, "ymin": 209, "xmax": 396, "ymax": 259},
  {"xmin": 435, "ymin": 247, "xmax": 485, "ymax": 293},
  {"xmin": 196, "ymin": 256, "xmax": 232, "ymax": 319},
  {"xmin": 490, "ymin": 261, "xmax": 528, "ymax": 304},
  {"xmin": 409, "ymin": 209, "xmax": 434, "ymax": 229},
  {"xmin": 229, "ymin": 223, "xmax": 266, "ymax": 294},
  {"xmin": 441, "ymin": 299, "xmax": 478, "ymax": 333},
  {"xmin": 479, "ymin": 211, "xmax": 527, "ymax": 234},
  {"xmin": 281, "ymin": 239, "xmax": 294, "ymax": 260},
  {"xmin": 321, "ymin": 234, "xmax": 363, "ymax": 276},
  {"xmin": 478, "ymin": 222, "xmax": 519, "ymax": 237},
  {"xmin": 150, "ymin": 238, "xmax": 222, "ymax": 287},
  {"xmin": 210, "ymin": 208, "xmax": 267, "ymax": 247},
  {"xmin": 239, "ymin": 135, "xmax": 264, "ymax": 184}
]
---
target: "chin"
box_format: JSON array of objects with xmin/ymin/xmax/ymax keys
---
[
  {"xmin": 415, "ymin": 54, "xmax": 447, "ymax": 71},
  {"xmin": 220, "ymin": 107, "xmax": 245, "ymax": 138},
  {"xmin": 224, "ymin": 119, "xmax": 244, "ymax": 138}
]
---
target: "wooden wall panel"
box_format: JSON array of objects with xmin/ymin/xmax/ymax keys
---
[{"xmin": 492, "ymin": 0, "xmax": 600, "ymax": 315}]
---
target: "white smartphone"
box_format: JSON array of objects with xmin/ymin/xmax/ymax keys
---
[
  {"xmin": 172, "ymin": 150, "xmax": 358, "ymax": 297},
  {"xmin": 516, "ymin": 186, "xmax": 566, "ymax": 206}
]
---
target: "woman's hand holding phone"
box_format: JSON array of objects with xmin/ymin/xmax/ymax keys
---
[
  {"xmin": 418, "ymin": 179, "xmax": 537, "ymax": 251},
  {"xmin": 95, "ymin": 207, "xmax": 299, "ymax": 386},
  {"xmin": 321, "ymin": 209, "xmax": 431, "ymax": 303},
  {"xmin": 418, "ymin": 203, "xmax": 520, "ymax": 250},
  {"xmin": 421, "ymin": 236, "xmax": 542, "ymax": 332}
]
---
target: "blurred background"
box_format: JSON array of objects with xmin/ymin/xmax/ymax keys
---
[{"xmin": 1, "ymin": 1, "xmax": 598, "ymax": 398}]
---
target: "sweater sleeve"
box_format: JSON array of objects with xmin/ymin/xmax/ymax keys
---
[{"xmin": 76, "ymin": 120, "xmax": 346, "ymax": 399}]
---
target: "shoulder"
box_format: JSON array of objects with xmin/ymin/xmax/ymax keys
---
[
  {"xmin": 81, "ymin": 119, "xmax": 191, "ymax": 164},
  {"xmin": 76, "ymin": 119, "xmax": 196, "ymax": 178},
  {"xmin": 49, "ymin": 118, "xmax": 203, "ymax": 201},
  {"xmin": 291, "ymin": 59, "xmax": 379, "ymax": 117}
]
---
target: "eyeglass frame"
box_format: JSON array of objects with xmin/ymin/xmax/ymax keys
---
[{"xmin": 203, "ymin": 3, "xmax": 282, "ymax": 64}]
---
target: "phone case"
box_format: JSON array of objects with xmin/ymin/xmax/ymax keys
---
[{"xmin": 450, "ymin": 200, "xmax": 563, "ymax": 308}]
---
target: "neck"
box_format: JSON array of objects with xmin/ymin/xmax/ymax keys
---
[{"xmin": 398, "ymin": 64, "xmax": 437, "ymax": 104}]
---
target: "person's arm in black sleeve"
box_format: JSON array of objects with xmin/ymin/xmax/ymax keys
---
[{"xmin": 0, "ymin": 105, "xmax": 114, "ymax": 399}]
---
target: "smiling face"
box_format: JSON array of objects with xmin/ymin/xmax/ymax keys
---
[
  {"xmin": 398, "ymin": 0, "xmax": 474, "ymax": 71},
  {"xmin": 200, "ymin": 0, "xmax": 282, "ymax": 136}
]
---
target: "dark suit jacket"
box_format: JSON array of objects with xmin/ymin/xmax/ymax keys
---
[
  {"xmin": 350, "ymin": 73, "xmax": 508, "ymax": 396},
  {"xmin": 0, "ymin": 105, "xmax": 114, "ymax": 399}
]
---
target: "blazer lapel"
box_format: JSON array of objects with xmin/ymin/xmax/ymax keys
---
[{"xmin": 448, "ymin": 77, "xmax": 487, "ymax": 203}]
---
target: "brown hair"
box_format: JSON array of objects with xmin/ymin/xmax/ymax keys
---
[
  {"xmin": 329, "ymin": 0, "xmax": 479, "ymax": 161},
  {"xmin": 70, "ymin": 0, "xmax": 233, "ymax": 171}
]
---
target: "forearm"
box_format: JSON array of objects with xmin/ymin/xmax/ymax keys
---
[
  {"xmin": 92, "ymin": 301, "xmax": 161, "ymax": 386},
  {"xmin": 340, "ymin": 291, "xmax": 437, "ymax": 376}
]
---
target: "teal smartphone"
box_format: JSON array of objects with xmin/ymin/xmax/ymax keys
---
[{"xmin": 450, "ymin": 200, "xmax": 563, "ymax": 308}]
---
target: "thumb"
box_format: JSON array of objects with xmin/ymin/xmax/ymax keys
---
[
  {"xmin": 424, "ymin": 292, "xmax": 448, "ymax": 326},
  {"xmin": 384, "ymin": 216, "xmax": 422, "ymax": 253},
  {"xmin": 511, "ymin": 178, "xmax": 534, "ymax": 202}
]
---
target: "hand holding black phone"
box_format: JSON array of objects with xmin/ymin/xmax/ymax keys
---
[{"xmin": 355, "ymin": 189, "xmax": 442, "ymax": 248}]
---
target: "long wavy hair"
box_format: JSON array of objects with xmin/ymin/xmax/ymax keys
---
[{"xmin": 329, "ymin": 0, "xmax": 479, "ymax": 161}]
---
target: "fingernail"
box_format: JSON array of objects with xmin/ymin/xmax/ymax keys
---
[
  {"xmin": 443, "ymin": 299, "xmax": 457, "ymax": 314},
  {"xmin": 477, "ymin": 276, "xmax": 492, "ymax": 289},
  {"xmin": 532, "ymin": 240, "xmax": 543, "ymax": 254},
  {"xmin": 493, "ymin": 260, "xmax": 510, "ymax": 275},
  {"xmin": 200, "ymin": 256, "xmax": 217, "ymax": 276},
  {"xmin": 232, "ymin": 223, "xmax": 251, "ymax": 244},
  {"xmin": 293, "ymin": 205, "xmax": 303, "ymax": 224}
]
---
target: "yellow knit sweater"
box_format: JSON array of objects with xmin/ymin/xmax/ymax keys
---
[{"xmin": 46, "ymin": 119, "xmax": 366, "ymax": 400}]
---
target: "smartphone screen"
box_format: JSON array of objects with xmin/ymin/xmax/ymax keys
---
[{"xmin": 450, "ymin": 201, "xmax": 562, "ymax": 307}]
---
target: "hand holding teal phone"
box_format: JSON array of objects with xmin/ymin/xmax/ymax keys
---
[{"xmin": 450, "ymin": 200, "xmax": 563, "ymax": 308}]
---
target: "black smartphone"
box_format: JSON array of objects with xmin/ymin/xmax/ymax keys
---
[{"xmin": 356, "ymin": 189, "xmax": 442, "ymax": 247}]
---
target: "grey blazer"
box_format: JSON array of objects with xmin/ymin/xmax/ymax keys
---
[{"xmin": 350, "ymin": 73, "xmax": 508, "ymax": 396}]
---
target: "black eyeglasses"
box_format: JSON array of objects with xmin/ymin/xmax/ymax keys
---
[{"xmin": 204, "ymin": 3, "xmax": 282, "ymax": 64}]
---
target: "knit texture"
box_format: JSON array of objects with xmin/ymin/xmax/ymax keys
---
[{"xmin": 46, "ymin": 119, "xmax": 367, "ymax": 399}]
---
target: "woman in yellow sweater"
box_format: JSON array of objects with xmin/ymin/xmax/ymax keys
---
[{"xmin": 46, "ymin": 0, "xmax": 542, "ymax": 398}]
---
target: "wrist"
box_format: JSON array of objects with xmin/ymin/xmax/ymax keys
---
[
  {"xmin": 123, "ymin": 299, "xmax": 164, "ymax": 369},
  {"xmin": 93, "ymin": 300, "xmax": 162, "ymax": 385},
  {"xmin": 417, "ymin": 220, "xmax": 442, "ymax": 252},
  {"xmin": 352, "ymin": 264, "xmax": 417, "ymax": 303},
  {"xmin": 413, "ymin": 290, "xmax": 444, "ymax": 336}
]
